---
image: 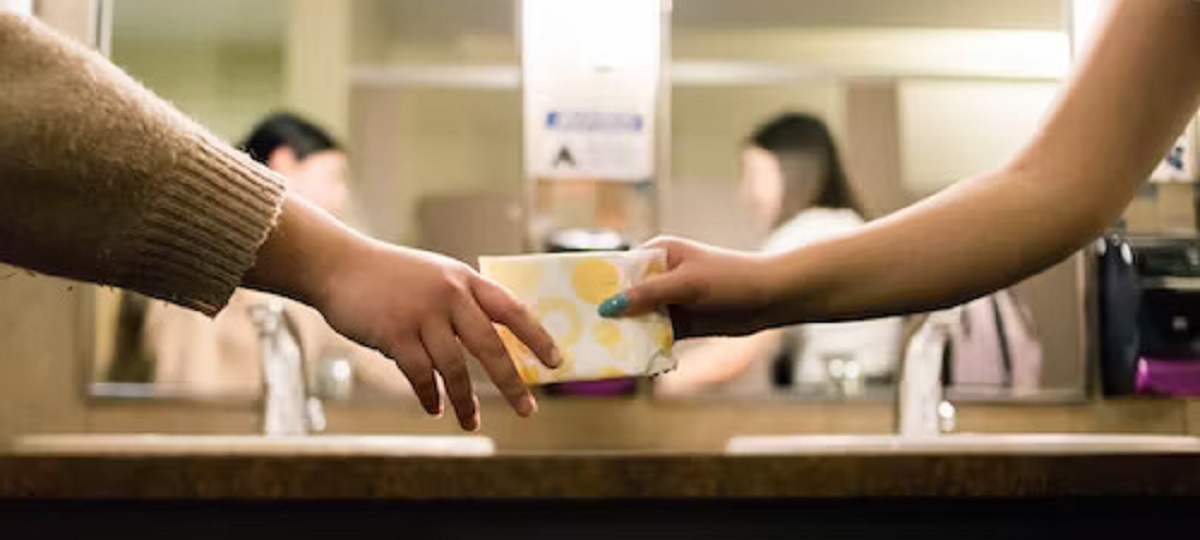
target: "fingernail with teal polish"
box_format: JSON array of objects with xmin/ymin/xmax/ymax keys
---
[{"xmin": 598, "ymin": 293, "xmax": 629, "ymax": 318}]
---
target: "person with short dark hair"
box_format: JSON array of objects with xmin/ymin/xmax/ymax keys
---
[
  {"xmin": 0, "ymin": 13, "xmax": 560, "ymax": 431},
  {"xmin": 143, "ymin": 112, "xmax": 410, "ymax": 399}
]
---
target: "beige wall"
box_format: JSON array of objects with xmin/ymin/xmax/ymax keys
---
[
  {"xmin": 0, "ymin": 0, "xmax": 95, "ymax": 443},
  {"xmin": 672, "ymin": 28, "xmax": 1067, "ymax": 80},
  {"xmin": 845, "ymin": 82, "xmax": 911, "ymax": 217},
  {"xmin": 351, "ymin": 88, "xmax": 525, "ymax": 247},
  {"xmin": 285, "ymin": 0, "xmax": 351, "ymax": 140},
  {"xmin": 109, "ymin": 0, "xmax": 286, "ymax": 143},
  {"xmin": 0, "ymin": 271, "xmax": 87, "ymax": 442},
  {"xmin": 111, "ymin": 40, "xmax": 284, "ymax": 143},
  {"xmin": 898, "ymin": 79, "xmax": 1060, "ymax": 194}
]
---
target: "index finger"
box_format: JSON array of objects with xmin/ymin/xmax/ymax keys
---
[
  {"xmin": 600, "ymin": 269, "xmax": 701, "ymax": 318},
  {"xmin": 639, "ymin": 236, "xmax": 692, "ymax": 268},
  {"xmin": 471, "ymin": 277, "xmax": 563, "ymax": 369}
]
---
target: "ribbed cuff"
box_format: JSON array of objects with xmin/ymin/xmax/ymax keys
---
[{"xmin": 117, "ymin": 133, "xmax": 286, "ymax": 316}]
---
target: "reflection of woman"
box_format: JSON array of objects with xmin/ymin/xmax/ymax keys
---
[
  {"xmin": 656, "ymin": 114, "xmax": 901, "ymax": 396},
  {"xmin": 143, "ymin": 113, "xmax": 409, "ymax": 398}
]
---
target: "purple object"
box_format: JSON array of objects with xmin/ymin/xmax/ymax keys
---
[
  {"xmin": 549, "ymin": 378, "xmax": 638, "ymax": 397},
  {"xmin": 1135, "ymin": 357, "xmax": 1200, "ymax": 396}
]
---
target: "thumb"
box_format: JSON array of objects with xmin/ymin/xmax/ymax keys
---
[{"xmin": 599, "ymin": 269, "xmax": 700, "ymax": 318}]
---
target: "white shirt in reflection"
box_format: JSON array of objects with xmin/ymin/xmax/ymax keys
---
[{"xmin": 762, "ymin": 207, "xmax": 903, "ymax": 385}]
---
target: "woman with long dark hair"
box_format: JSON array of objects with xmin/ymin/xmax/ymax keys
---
[{"xmin": 657, "ymin": 113, "xmax": 901, "ymax": 396}]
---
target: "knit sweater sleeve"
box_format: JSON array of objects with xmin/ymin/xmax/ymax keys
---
[{"xmin": 0, "ymin": 12, "xmax": 286, "ymax": 316}]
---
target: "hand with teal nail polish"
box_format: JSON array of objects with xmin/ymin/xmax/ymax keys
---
[
  {"xmin": 598, "ymin": 293, "xmax": 629, "ymax": 318},
  {"xmin": 599, "ymin": 236, "xmax": 780, "ymax": 338}
]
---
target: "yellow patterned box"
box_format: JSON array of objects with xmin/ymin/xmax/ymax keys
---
[{"xmin": 479, "ymin": 250, "xmax": 676, "ymax": 384}]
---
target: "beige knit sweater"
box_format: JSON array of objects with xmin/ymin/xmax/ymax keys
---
[{"xmin": 0, "ymin": 12, "xmax": 286, "ymax": 316}]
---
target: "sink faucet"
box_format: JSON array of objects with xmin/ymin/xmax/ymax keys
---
[
  {"xmin": 249, "ymin": 300, "xmax": 325, "ymax": 436},
  {"xmin": 896, "ymin": 310, "xmax": 958, "ymax": 437}
]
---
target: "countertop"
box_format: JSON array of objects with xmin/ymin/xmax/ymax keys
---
[{"xmin": 4, "ymin": 450, "xmax": 1200, "ymax": 499}]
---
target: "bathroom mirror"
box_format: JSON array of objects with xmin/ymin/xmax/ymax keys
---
[
  {"xmin": 87, "ymin": 0, "xmax": 1088, "ymax": 405},
  {"xmin": 660, "ymin": 0, "xmax": 1084, "ymax": 403}
]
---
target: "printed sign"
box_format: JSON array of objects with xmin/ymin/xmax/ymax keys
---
[{"xmin": 539, "ymin": 109, "xmax": 650, "ymax": 178}]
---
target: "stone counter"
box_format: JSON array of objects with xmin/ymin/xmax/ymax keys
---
[{"xmin": 3, "ymin": 451, "xmax": 1200, "ymax": 499}]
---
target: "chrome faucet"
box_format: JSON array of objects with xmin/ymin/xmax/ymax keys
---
[
  {"xmin": 896, "ymin": 309, "xmax": 958, "ymax": 437},
  {"xmin": 249, "ymin": 299, "xmax": 325, "ymax": 436}
]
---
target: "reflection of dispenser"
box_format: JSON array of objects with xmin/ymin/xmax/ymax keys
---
[
  {"xmin": 544, "ymin": 227, "xmax": 629, "ymax": 253},
  {"xmin": 1098, "ymin": 232, "xmax": 1200, "ymax": 396},
  {"xmin": 521, "ymin": 0, "xmax": 670, "ymax": 252},
  {"xmin": 520, "ymin": 0, "xmax": 670, "ymax": 398}
]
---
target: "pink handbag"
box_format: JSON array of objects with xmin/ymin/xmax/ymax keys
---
[{"xmin": 945, "ymin": 290, "xmax": 1043, "ymax": 392}]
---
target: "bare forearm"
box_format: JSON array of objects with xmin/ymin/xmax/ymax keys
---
[
  {"xmin": 242, "ymin": 193, "xmax": 361, "ymax": 310},
  {"xmin": 771, "ymin": 0, "xmax": 1200, "ymax": 324},
  {"xmin": 774, "ymin": 167, "xmax": 1093, "ymax": 322}
]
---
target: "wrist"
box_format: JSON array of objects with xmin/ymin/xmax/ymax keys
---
[
  {"xmin": 305, "ymin": 222, "xmax": 366, "ymax": 314},
  {"xmin": 754, "ymin": 248, "xmax": 820, "ymax": 326},
  {"xmin": 244, "ymin": 193, "xmax": 366, "ymax": 311},
  {"xmin": 299, "ymin": 204, "xmax": 371, "ymax": 314}
]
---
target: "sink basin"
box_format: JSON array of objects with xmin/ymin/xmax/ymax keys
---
[
  {"xmin": 726, "ymin": 434, "xmax": 1200, "ymax": 455},
  {"xmin": 11, "ymin": 434, "xmax": 495, "ymax": 457}
]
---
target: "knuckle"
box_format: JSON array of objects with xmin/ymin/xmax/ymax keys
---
[
  {"xmin": 657, "ymin": 235, "xmax": 689, "ymax": 249},
  {"xmin": 495, "ymin": 301, "xmax": 528, "ymax": 323},
  {"xmin": 434, "ymin": 278, "xmax": 464, "ymax": 299},
  {"xmin": 436, "ymin": 269, "xmax": 472, "ymax": 296}
]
